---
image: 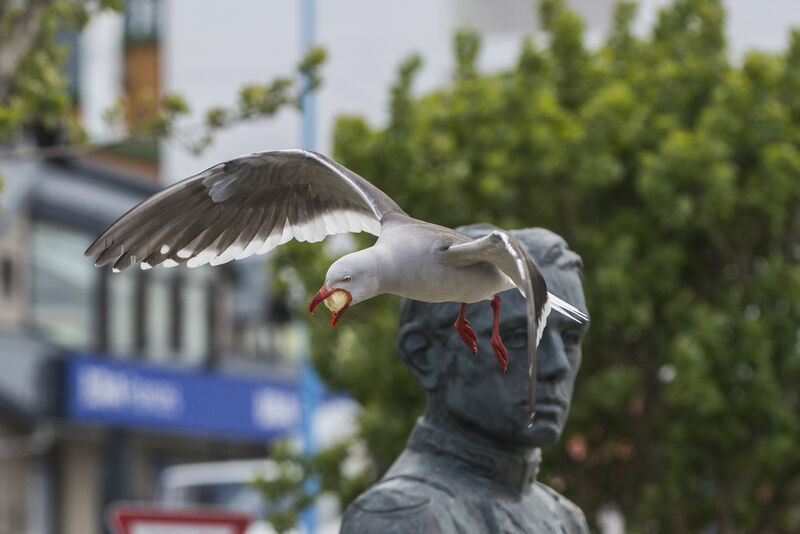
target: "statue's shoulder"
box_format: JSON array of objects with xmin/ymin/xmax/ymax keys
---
[
  {"xmin": 533, "ymin": 482, "xmax": 590, "ymax": 534},
  {"xmin": 340, "ymin": 475, "xmax": 457, "ymax": 534}
]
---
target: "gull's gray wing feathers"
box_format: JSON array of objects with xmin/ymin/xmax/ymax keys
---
[
  {"xmin": 440, "ymin": 230, "xmax": 549, "ymax": 423},
  {"xmin": 85, "ymin": 149, "xmax": 406, "ymax": 271}
]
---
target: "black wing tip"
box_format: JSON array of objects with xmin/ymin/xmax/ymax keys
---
[
  {"xmin": 84, "ymin": 239, "xmax": 103, "ymax": 257},
  {"xmin": 87, "ymin": 250, "xmax": 127, "ymax": 270},
  {"xmin": 113, "ymin": 254, "xmax": 137, "ymax": 272},
  {"xmin": 85, "ymin": 235, "xmax": 119, "ymax": 266},
  {"xmin": 527, "ymin": 258, "xmax": 549, "ymax": 323},
  {"xmin": 85, "ymin": 232, "xmax": 118, "ymax": 259}
]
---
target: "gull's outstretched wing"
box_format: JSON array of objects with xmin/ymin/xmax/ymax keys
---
[
  {"xmin": 85, "ymin": 150, "xmax": 405, "ymax": 271},
  {"xmin": 440, "ymin": 230, "xmax": 550, "ymax": 423}
]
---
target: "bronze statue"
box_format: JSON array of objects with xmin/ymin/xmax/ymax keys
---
[{"xmin": 341, "ymin": 225, "xmax": 590, "ymax": 533}]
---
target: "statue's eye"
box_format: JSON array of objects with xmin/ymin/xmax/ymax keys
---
[
  {"xmin": 342, "ymin": 275, "xmax": 352, "ymax": 283},
  {"xmin": 503, "ymin": 329, "xmax": 527, "ymax": 350},
  {"xmin": 563, "ymin": 329, "xmax": 581, "ymax": 348}
]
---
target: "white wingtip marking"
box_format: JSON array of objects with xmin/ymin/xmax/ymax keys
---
[
  {"xmin": 141, "ymin": 262, "xmax": 152, "ymax": 270},
  {"xmin": 293, "ymin": 221, "xmax": 308, "ymax": 242},
  {"xmin": 257, "ymin": 230, "xmax": 284, "ymax": 255},
  {"xmin": 177, "ymin": 249, "xmax": 192, "ymax": 259},
  {"xmin": 278, "ymin": 223, "xmax": 294, "ymax": 246},
  {"xmin": 163, "ymin": 259, "xmax": 179, "ymax": 268},
  {"xmin": 536, "ymin": 300, "xmax": 552, "ymax": 347},
  {"xmin": 548, "ymin": 292, "xmax": 588, "ymax": 323},
  {"xmin": 210, "ymin": 246, "xmax": 242, "ymax": 266},
  {"xmin": 368, "ymin": 218, "xmax": 381, "ymax": 235},
  {"xmin": 497, "ymin": 231, "xmax": 528, "ymax": 283},
  {"xmin": 237, "ymin": 240, "xmax": 262, "ymax": 259},
  {"xmin": 308, "ymin": 216, "xmax": 328, "ymax": 242},
  {"xmin": 187, "ymin": 250, "xmax": 216, "ymax": 268},
  {"xmin": 160, "ymin": 244, "xmax": 171, "ymax": 254}
]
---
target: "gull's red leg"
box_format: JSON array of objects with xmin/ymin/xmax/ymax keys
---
[
  {"xmin": 490, "ymin": 295, "xmax": 509, "ymax": 371},
  {"xmin": 454, "ymin": 302, "xmax": 478, "ymax": 354}
]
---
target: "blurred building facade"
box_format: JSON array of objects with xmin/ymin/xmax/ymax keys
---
[
  {"xmin": 3, "ymin": 1, "xmax": 800, "ymax": 534},
  {"xmin": 0, "ymin": 154, "xmax": 317, "ymax": 534},
  {"xmin": 1, "ymin": 4, "xmax": 311, "ymax": 534}
]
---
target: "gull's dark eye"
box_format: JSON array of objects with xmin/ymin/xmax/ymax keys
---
[{"xmin": 342, "ymin": 275, "xmax": 352, "ymax": 283}]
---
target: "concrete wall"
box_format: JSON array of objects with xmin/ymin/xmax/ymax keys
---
[
  {"xmin": 0, "ymin": 422, "xmax": 31, "ymax": 534},
  {"xmin": 59, "ymin": 441, "xmax": 102, "ymax": 534},
  {"xmin": 0, "ymin": 216, "xmax": 30, "ymax": 329}
]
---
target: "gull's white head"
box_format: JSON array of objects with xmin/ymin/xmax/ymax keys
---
[{"xmin": 308, "ymin": 249, "xmax": 381, "ymax": 326}]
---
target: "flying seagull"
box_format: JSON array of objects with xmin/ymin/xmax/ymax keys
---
[{"xmin": 85, "ymin": 149, "xmax": 587, "ymax": 422}]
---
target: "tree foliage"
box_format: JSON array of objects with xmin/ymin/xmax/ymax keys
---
[
  {"xmin": 0, "ymin": 0, "xmax": 121, "ymax": 145},
  {"xmin": 272, "ymin": 1, "xmax": 800, "ymax": 532},
  {"xmin": 0, "ymin": 0, "xmax": 326, "ymax": 157},
  {"xmin": 253, "ymin": 440, "xmax": 371, "ymax": 533}
]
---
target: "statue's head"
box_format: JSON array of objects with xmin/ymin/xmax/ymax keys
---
[{"xmin": 397, "ymin": 225, "xmax": 589, "ymax": 448}]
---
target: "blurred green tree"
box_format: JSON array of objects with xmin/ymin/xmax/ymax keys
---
[
  {"xmin": 271, "ymin": 0, "xmax": 800, "ymax": 532},
  {"xmin": 0, "ymin": 0, "xmax": 121, "ymax": 146},
  {"xmin": 0, "ymin": 0, "xmax": 325, "ymax": 157}
]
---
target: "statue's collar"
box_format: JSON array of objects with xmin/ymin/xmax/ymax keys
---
[{"xmin": 406, "ymin": 417, "xmax": 541, "ymax": 494}]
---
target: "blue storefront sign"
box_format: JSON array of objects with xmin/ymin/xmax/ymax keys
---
[{"xmin": 64, "ymin": 355, "xmax": 302, "ymax": 441}]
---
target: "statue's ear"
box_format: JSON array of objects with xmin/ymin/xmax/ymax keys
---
[{"xmin": 397, "ymin": 324, "xmax": 444, "ymax": 390}]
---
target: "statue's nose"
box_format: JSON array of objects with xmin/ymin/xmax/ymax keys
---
[{"xmin": 536, "ymin": 328, "xmax": 570, "ymax": 383}]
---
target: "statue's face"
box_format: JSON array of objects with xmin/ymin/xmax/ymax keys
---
[{"xmin": 438, "ymin": 262, "xmax": 588, "ymax": 448}]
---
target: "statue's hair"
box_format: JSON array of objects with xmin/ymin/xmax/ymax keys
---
[{"xmin": 398, "ymin": 225, "xmax": 582, "ymax": 333}]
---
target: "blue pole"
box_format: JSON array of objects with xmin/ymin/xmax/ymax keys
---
[
  {"xmin": 299, "ymin": 4, "xmax": 319, "ymax": 533},
  {"xmin": 301, "ymin": 0, "xmax": 317, "ymax": 151},
  {"xmin": 298, "ymin": 321, "xmax": 320, "ymax": 534}
]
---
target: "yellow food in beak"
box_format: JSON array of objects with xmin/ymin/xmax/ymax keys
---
[{"xmin": 323, "ymin": 289, "xmax": 350, "ymax": 313}]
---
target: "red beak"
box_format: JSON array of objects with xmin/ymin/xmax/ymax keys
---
[
  {"xmin": 309, "ymin": 283, "xmax": 334, "ymax": 315},
  {"xmin": 309, "ymin": 283, "xmax": 353, "ymax": 327}
]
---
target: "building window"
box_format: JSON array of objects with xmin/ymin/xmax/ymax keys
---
[
  {"xmin": 30, "ymin": 224, "xmax": 95, "ymax": 349},
  {"xmin": 125, "ymin": 0, "xmax": 159, "ymax": 42},
  {"xmin": 108, "ymin": 268, "xmax": 136, "ymax": 358},
  {"xmin": 181, "ymin": 267, "xmax": 212, "ymax": 365},
  {"xmin": 102, "ymin": 263, "xmax": 218, "ymax": 365},
  {"xmin": 145, "ymin": 267, "xmax": 173, "ymax": 362},
  {"xmin": 1, "ymin": 257, "xmax": 11, "ymax": 299}
]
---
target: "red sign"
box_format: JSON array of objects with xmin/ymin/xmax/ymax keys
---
[{"xmin": 109, "ymin": 505, "xmax": 252, "ymax": 534}]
